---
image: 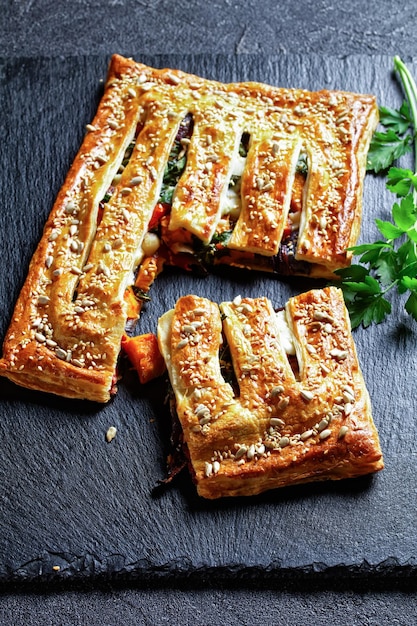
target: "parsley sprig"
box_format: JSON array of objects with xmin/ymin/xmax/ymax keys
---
[{"xmin": 335, "ymin": 56, "xmax": 417, "ymax": 328}]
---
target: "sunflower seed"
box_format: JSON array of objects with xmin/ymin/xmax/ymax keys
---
[
  {"xmin": 319, "ymin": 429, "xmax": 331, "ymax": 440},
  {"xmin": 338, "ymin": 425, "xmax": 349, "ymax": 439},
  {"xmin": 106, "ymin": 426, "xmax": 117, "ymax": 443}
]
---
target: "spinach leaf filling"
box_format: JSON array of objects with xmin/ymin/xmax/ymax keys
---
[{"xmin": 158, "ymin": 113, "xmax": 193, "ymax": 205}]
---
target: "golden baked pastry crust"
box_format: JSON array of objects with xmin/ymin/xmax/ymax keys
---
[
  {"xmin": 0, "ymin": 55, "xmax": 378, "ymax": 402},
  {"xmin": 157, "ymin": 287, "xmax": 383, "ymax": 499}
]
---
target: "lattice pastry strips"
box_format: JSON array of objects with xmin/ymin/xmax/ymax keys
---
[{"xmin": 0, "ymin": 55, "xmax": 378, "ymax": 402}]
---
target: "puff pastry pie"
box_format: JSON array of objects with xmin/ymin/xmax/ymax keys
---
[
  {"xmin": 0, "ymin": 54, "xmax": 378, "ymax": 402},
  {"xmin": 157, "ymin": 287, "xmax": 383, "ymax": 498}
]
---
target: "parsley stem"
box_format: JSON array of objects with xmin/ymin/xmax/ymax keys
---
[{"xmin": 393, "ymin": 56, "xmax": 417, "ymax": 184}]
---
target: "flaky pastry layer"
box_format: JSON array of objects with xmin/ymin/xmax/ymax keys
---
[
  {"xmin": 0, "ymin": 55, "xmax": 378, "ymax": 402},
  {"xmin": 157, "ymin": 287, "xmax": 383, "ymax": 499}
]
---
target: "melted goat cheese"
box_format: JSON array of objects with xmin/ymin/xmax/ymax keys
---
[
  {"xmin": 275, "ymin": 309, "xmax": 296, "ymax": 355},
  {"xmin": 220, "ymin": 152, "xmax": 246, "ymax": 218}
]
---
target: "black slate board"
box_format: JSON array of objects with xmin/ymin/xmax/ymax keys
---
[{"xmin": 0, "ymin": 54, "xmax": 416, "ymax": 590}]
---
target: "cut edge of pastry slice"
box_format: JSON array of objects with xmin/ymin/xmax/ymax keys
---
[{"xmin": 157, "ymin": 286, "xmax": 384, "ymax": 499}]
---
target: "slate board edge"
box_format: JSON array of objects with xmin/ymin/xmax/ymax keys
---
[
  {"xmin": 1, "ymin": 53, "xmax": 416, "ymax": 591},
  {"xmin": 4, "ymin": 555, "xmax": 417, "ymax": 593}
]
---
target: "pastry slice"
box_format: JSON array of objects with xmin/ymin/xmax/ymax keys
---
[
  {"xmin": 0, "ymin": 55, "xmax": 378, "ymax": 402},
  {"xmin": 157, "ymin": 287, "xmax": 384, "ymax": 498}
]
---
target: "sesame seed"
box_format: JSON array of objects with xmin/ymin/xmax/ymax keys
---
[
  {"xmin": 86, "ymin": 124, "xmax": 96, "ymax": 132},
  {"xmin": 35, "ymin": 332, "xmax": 46, "ymax": 343},
  {"xmin": 37, "ymin": 296, "xmax": 50, "ymax": 305},
  {"xmin": 279, "ymin": 437, "xmax": 290, "ymax": 448}
]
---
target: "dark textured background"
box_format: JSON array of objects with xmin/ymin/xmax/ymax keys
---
[{"xmin": 2, "ymin": 2, "xmax": 417, "ymax": 624}]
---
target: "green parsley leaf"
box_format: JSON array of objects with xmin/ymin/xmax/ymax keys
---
[
  {"xmin": 399, "ymin": 261, "xmax": 417, "ymax": 280},
  {"xmin": 347, "ymin": 242, "xmax": 391, "ymax": 266},
  {"xmin": 347, "ymin": 295, "xmax": 391, "ymax": 328},
  {"xmin": 348, "ymin": 241, "xmax": 390, "ymax": 255},
  {"xmin": 397, "ymin": 239, "xmax": 417, "ymax": 267},
  {"xmin": 379, "ymin": 101, "xmax": 412, "ymax": 134},
  {"xmin": 405, "ymin": 291, "xmax": 417, "ymax": 321},
  {"xmin": 334, "ymin": 264, "xmax": 370, "ymax": 282},
  {"xmin": 401, "ymin": 275, "xmax": 417, "ymax": 290},
  {"xmin": 374, "ymin": 252, "xmax": 398, "ymax": 286},
  {"xmin": 392, "ymin": 194, "xmax": 417, "ymax": 230},
  {"xmin": 375, "ymin": 219, "xmax": 404, "ymax": 240},
  {"xmin": 386, "ymin": 167, "xmax": 417, "ymax": 196},
  {"xmin": 366, "ymin": 130, "xmax": 412, "ymax": 173},
  {"xmin": 343, "ymin": 275, "xmax": 382, "ymax": 296},
  {"xmin": 334, "ymin": 58, "xmax": 417, "ymax": 328}
]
